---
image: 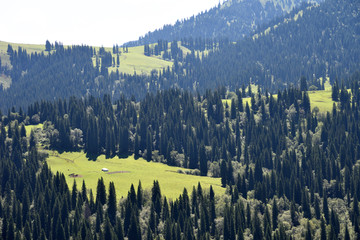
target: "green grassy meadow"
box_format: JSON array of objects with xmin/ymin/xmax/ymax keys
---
[
  {"xmin": 223, "ymin": 90, "xmax": 335, "ymax": 113},
  {"xmin": 46, "ymin": 151, "xmax": 224, "ymax": 200},
  {"xmin": 103, "ymin": 45, "xmax": 173, "ymax": 75},
  {"xmin": 25, "ymin": 124, "xmax": 43, "ymax": 137},
  {"xmin": 308, "ymin": 90, "xmax": 334, "ymax": 112},
  {"xmin": 0, "ymin": 41, "xmax": 45, "ymax": 68},
  {"xmin": 0, "ymin": 40, "xmax": 173, "ymax": 76}
]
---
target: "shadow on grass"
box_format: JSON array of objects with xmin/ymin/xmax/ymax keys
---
[{"xmin": 117, "ymin": 152, "xmax": 131, "ymax": 159}]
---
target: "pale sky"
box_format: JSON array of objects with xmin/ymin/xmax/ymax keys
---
[{"xmin": 1, "ymin": 0, "xmax": 221, "ymax": 47}]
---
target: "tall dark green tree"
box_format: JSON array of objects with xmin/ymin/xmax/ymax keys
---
[
  {"xmin": 96, "ymin": 177, "xmax": 106, "ymax": 206},
  {"xmin": 107, "ymin": 182, "xmax": 117, "ymax": 226},
  {"xmin": 300, "ymin": 76, "xmax": 308, "ymax": 92},
  {"xmin": 199, "ymin": 143, "xmax": 207, "ymax": 176},
  {"xmin": 45, "ymin": 40, "xmax": 51, "ymax": 52}
]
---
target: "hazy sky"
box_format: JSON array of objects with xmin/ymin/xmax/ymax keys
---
[{"xmin": 1, "ymin": 0, "xmax": 221, "ymax": 47}]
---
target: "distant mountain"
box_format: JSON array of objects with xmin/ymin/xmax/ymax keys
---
[{"xmin": 126, "ymin": 0, "xmax": 321, "ymax": 46}]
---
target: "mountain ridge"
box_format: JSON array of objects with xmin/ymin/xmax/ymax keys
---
[{"xmin": 125, "ymin": 0, "xmax": 321, "ymax": 46}]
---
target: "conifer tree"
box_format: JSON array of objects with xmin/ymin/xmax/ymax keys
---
[
  {"xmin": 272, "ymin": 198, "xmax": 278, "ymax": 230},
  {"xmin": 108, "ymin": 182, "xmax": 117, "ymax": 226},
  {"xmin": 104, "ymin": 217, "xmax": 115, "ymax": 240},
  {"xmin": 300, "ymin": 76, "xmax": 308, "ymax": 92},
  {"xmin": 116, "ymin": 217, "xmax": 124, "ymax": 240},
  {"xmin": 323, "ymin": 190, "xmax": 329, "ymax": 223},
  {"xmin": 220, "ymin": 160, "xmax": 227, "ymax": 187},
  {"xmin": 252, "ymin": 211, "xmax": 263, "ymax": 240},
  {"xmin": 137, "ymin": 180, "xmax": 143, "ymax": 209},
  {"xmin": 230, "ymin": 98, "xmax": 236, "ymax": 119},
  {"xmin": 128, "ymin": 211, "xmax": 141, "ymax": 240},
  {"xmin": 291, "ymin": 201, "xmax": 299, "ymax": 226},
  {"xmin": 263, "ymin": 206, "xmax": 272, "ymax": 240},
  {"xmin": 146, "ymin": 129, "xmax": 152, "ymax": 161},
  {"xmin": 199, "ymin": 143, "xmax": 208, "ymax": 176},
  {"xmin": 147, "ymin": 226, "xmax": 154, "ymax": 240},
  {"xmin": 344, "ymin": 225, "xmax": 350, "ymax": 240},
  {"xmin": 320, "ymin": 217, "xmax": 327, "ymax": 240},
  {"xmin": 96, "ymin": 177, "xmax": 106, "ymax": 206},
  {"xmin": 81, "ymin": 180, "xmax": 87, "ymax": 202},
  {"xmin": 71, "ymin": 180, "xmax": 78, "ymax": 210},
  {"xmin": 305, "ymin": 221, "xmax": 312, "ymax": 240},
  {"xmin": 315, "ymin": 196, "xmax": 321, "ymax": 219}
]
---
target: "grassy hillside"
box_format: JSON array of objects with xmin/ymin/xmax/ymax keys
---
[
  {"xmin": 46, "ymin": 151, "xmax": 224, "ymax": 200},
  {"xmin": 101, "ymin": 45, "xmax": 173, "ymax": 75},
  {"xmin": 223, "ymin": 88, "xmax": 335, "ymax": 113},
  {"xmin": 0, "ymin": 41, "xmax": 46, "ymax": 89},
  {"xmin": 0, "ymin": 40, "xmax": 173, "ymax": 76},
  {"xmin": 0, "ymin": 41, "xmax": 45, "ymax": 68},
  {"xmin": 307, "ymin": 90, "xmax": 334, "ymax": 113}
]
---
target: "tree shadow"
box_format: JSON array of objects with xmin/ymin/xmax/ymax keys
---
[
  {"xmin": 117, "ymin": 152, "xmax": 130, "ymax": 159},
  {"xmin": 86, "ymin": 152, "xmax": 99, "ymax": 161}
]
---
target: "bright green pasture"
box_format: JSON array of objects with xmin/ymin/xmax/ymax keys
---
[
  {"xmin": 46, "ymin": 151, "xmax": 224, "ymax": 200},
  {"xmin": 308, "ymin": 90, "xmax": 334, "ymax": 113},
  {"xmin": 25, "ymin": 124, "xmax": 43, "ymax": 137},
  {"xmin": 0, "ymin": 40, "xmax": 45, "ymax": 54},
  {"xmin": 0, "ymin": 40, "xmax": 172, "ymax": 76},
  {"xmin": 94, "ymin": 45, "xmax": 173, "ymax": 75},
  {"xmin": 0, "ymin": 40, "xmax": 45, "ymax": 68},
  {"xmin": 223, "ymin": 90, "xmax": 334, "ymax": 113}
]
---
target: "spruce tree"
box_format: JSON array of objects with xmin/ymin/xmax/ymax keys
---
[
  {"xmin": 96, "ymin": 177, "xmax": 106, "ymax": 206},
  {"xmin": 199, "ymin": 143, "xmax": 208, "ymax": 176},
  {"xmin": 272, "ymin": 198, "xmax": 278, "ymax": 230},
  {"xmin": 108, "ymin": 182, "xmax": 117, "ymax": 226},
  {"xmin": 220, "ymin": 160, "xmax": 227, "ymax": 187},
  {"xmin": 115, "ymin": 217, "xmax": 124, "ymax": 240},
  {"xmin": 71, "ymin": 180, "xmax": 78, "ymax": 210},
  {"xmin": 305, "ymin": 221, "xmax": 312, "ymax": 240},
  {"xmin": 323, "ymin": 190, "xmax": 329, "ymax": 223},
  {"xmin": 128, "ymin": 211, "xmax": 141, "ymax": 240},
  {"xmin": 230, "ymin": 98, "xmax": 236, "ymax": 119},
  {"xmin": 320, "ymin": 217, "xmax": 327, "ymax": 240},
  {"xmin": 344, "ymin": 225, "xmax": 350, "ymax": 240},
  {"xmin": 137, "ymin": 180, "xmax": 143, "ymax": 209},
  {"xmin": 252, "ymin": 211, "xmax": 263, "ymax": 240},
  {"xmin": 146, "ymin": 129, "xmax": 152, "ymax": 161}
]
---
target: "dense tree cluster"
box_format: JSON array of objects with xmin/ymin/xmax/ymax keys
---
[
  {"xmin": 1, "ymin": 74, "xmax": 360, "ymax": 238},
  {"xmin": 0, "ymin": 44, "xmax": 110, "ymax": 111},
  {"xmin": 175, "ymin": 0, "xmax": 360, "ymax": 93}
]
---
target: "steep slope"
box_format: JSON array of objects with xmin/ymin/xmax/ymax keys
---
[
  {"xmin": 126, "ymin": 0, "xmax": 321, "ymax": 46},
  {"xmin": 169, "ymin": 0, "xmax": 360, "ymax": 92}
]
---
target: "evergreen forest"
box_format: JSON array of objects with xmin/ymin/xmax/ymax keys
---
[{"xmin": 0, "ymin": 0, "xmax": 359, "ymax": 239}]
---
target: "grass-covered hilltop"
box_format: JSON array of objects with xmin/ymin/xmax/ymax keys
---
[{"xmin": 0, "ymin": 0, "xmax": 360, "ymax": 239}]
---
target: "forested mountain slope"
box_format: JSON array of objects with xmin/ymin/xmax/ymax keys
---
[
  {"xmin": 1, "ymin": 76, "xmax": 360, "ymax": 239},
  {"xmin": 126, "ymin": 0, "xmax": 321, "ymax": 46},
  {"xmin": 176, "ymin": 0, "xmax": 360, "ymax": 92},
  {"xmin": 0, "ymin": 0, "xmax": 358, "ymax": 113}
]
